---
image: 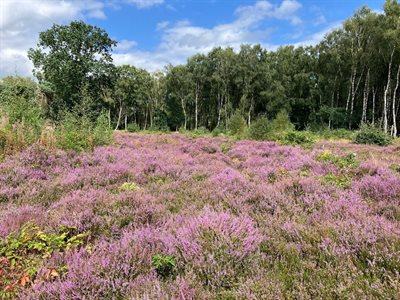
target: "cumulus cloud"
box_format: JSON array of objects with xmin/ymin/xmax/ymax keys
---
[
  {"xmin": 293, "ymin": 22, "xmax": 342, "ymax": 47},
  {"xmin": 0, "ymin": 0, "xmax": 107, "ymax": 77},
  {"xmin": 113, "ymin": 0, "xmax": 303, "ymax": 71},
  {"xmin": 125, "ymin": 0, "xmax": 164, "ymax": 9}
]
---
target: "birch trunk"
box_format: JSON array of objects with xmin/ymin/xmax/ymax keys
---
[
  {"xmin": 115, "ymin": 101, "xmax": 122, "ymax": 131},
  {"xmin": 349, "ymin": 68, "xmax": 363, "ymax": 129},
  {"xmin": 217, "ymin": 93, "xmax": 222, "ymax": 128},
  {"xmin": 372, "ymin": 87, "xmax": 377, "ymax": 124},
  {"xmin": 181, "ymin": 97, "xmax": 187, "ymax": 130},
  {"xmin": 392, "ymin": 65, "xmax": 400, "ymax": 137},
  {"xmin": 195, "ymin": 83, "xmax": 199, "ymax": 130},
  {"xmin": 383, "ymin": 48, "xmax": 395, "ymax": 133},
  {"xmin": 361, "ymin": 68, "xmax": 370, "ymax": 125}
]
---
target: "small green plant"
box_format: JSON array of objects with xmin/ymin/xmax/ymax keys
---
[
  {"xmin": 353, "ymin": 124, "xmax": 392, "ymax": 146},
  {"xmin": 316, "ymin": 150, "xmax": 358, "ymax": 169},
  {"xmin": 389, "ymin": 164, "xmax": 400, "ymax": 174},
  {"xmin": 270, "ymin": 110, "xmax": 294, "ymax": 132},
  {"xmin": 228, "ymin": 111, "xmax": 247, "ymax": 136},
  {"xmin": 93, "ymin": 113, "xmax": 113, "ymax": 146},
  {"xmin": 212, "ymin": 127, "xmax": 226, "ymax": 137},
  {"xmin": 119, "ymin": 182, "xmax": 140, "ymax": 191},
  {"xmin": 151, "ymin": 254, "xmax": 176, "ymax": 278},
  {"xmin": 280, "ymin": 131, "xmax": 315, "ymax": 147},
  {"xmin": 321, "ymin": 173, "xmax": 352, "ymax": 189},
  {"xmin": 249, "ymin": 116, "xmax": 270, "ymax": 140},
  {"xmin": 127, "ymin": 123, "xmax": 140, "ymax": 133},
  {"xmin": 0, "ymin": 223, "xmax": 87, "ymax": 294}
]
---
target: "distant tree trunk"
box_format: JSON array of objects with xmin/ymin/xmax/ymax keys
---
[
  {"xmin": 124, "ymin": 115, "xmax": 127, "ymax": 130},
  {"xmin": 383, "ymin": 48, "xmax": 395, "ymax": 133},
  {"xmin": 181, "ymin": 97, "xmax": 187, "ymax": 130},
  {"xmin": 346, "ymin": 68, "xmax": 355, "ymax": 113},
  {"xmin": 248, "ymin": 95, "xmax": 253, "ymax": 126},
  {"xmin": 329, "ymin": 75, "xmax": 338, "ymax": 130},
  {"xmin": 115, "ymin": 101, "xmax": 122, "ymax": 130},
  {"xmin": 392, "ymin": 65, "xmax": 400, "ymax": 137},
  {"xmin": 372, "ymin": 87, "xmax": 377, "ymax": 125},
  {"xmin": 195, "ymin": 82, "xmax": 199, "ymax": 130},
  {"xmin": 349, "ymin": 68, "xmax": 363, "ymax": 129},
  {"xmin": 217, "ymin": 93, "xmax": 222, "ymax": 128},
  {"xmin": 361, "ymin": 68, "xmax": 370, "ymax": 125}
]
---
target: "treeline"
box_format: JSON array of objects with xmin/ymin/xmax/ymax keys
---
[{"xmin": 1, "ymin": 0, "xmax": 400, "ymax": 137}]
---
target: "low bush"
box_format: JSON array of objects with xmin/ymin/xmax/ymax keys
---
[
  {"xmin": 228, "ymin": 111, "xmax": 247, "ymax": 136},
  {"xmin": 315, "ymin": 128, "xmax": 354, "ymax": 140},
  {"xmin": 279, "ymin": 131, "xmax": 315, "ymax": 147},
  {"xmin": 56, "ymin": 112, "xmax": 113, "ymax": 152},
  {"xmin": 270, "ymin": 110, "xmax": 294, "ymax": 132},
  {"xmin": 353, "ymin": 124, "xmax": 392, "ymax": 146},
  {"xmin": 127, "ymin": 123, "xmax": 140, "ymax": 133},
  {"xmin": 249, "ymin": 116, "xmax": 270, "ymax": 140}
]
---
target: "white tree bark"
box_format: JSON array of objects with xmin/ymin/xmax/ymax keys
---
[
  {"xmin": 383, "ymin": 48, "xmax": 395, "ymax": 133},
  {"xmin": 372, "ymin": 87, "xmax": 377, "ymax": 125},
  {"xmin": 195, "ymin": 82, "xmax": 199, "ymax": 130},
  {"xmin": 115, "ymin": 101, "xmax": 122, "ymax": 131},
  {"xmin": 361, "ymin": 68, "xmax": 370, "ymax": 125},
  {"xmin": 392, "ymin": 65, "xmax": 400, "ymax": 137}
]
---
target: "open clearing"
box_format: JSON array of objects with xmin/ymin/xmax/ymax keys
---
[{"xmin": 1, "ymin": 133, "xmax": 400, "ymax": 299}]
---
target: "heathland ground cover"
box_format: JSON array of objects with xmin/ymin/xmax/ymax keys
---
[{"xmin": 0, "ymin": 132, "xmax": 399, "ymax": 299}]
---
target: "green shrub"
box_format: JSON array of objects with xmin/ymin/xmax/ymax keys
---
[
  {"xmin": 127, "ymin": 123, "xmax": 140, "ymax": 133},
  {"xmin": 353, "ymin": 124, "xmax": 392, "ymax": 146},
  {"xmin": 0, "ymin": 223, "xmax": 87, "ymax": 296},
  {"xmin": 93, "ymin": 113, "xmax": 113, "ymax": 146},
  {"xmin": 280, "ymin": 131, "xmax": 315, "ymax": 147},
  {"xmin": 271, "ymin": 110, "xmax": 294, "ymax": 132},
  {"xmin": 228, "ymin": 111, "xmax": 247, "ymax": 136},
  {"xmin": 151, "ymin": 254, "xmax": 176, "ymax": 278},
  {"xmin": 56, "ymin": 113, "xmax": 93, "ymax": 151},
  {"xmin": 55, "ymin": 112, "xmax": 113, "ymax": 152},
  {"xmin": 193, "ymin": 126, "xmax": 210, "ymax": 135},
  {"xmin": 212, "ymin": 127, "xmax": 226, "ymax": 137},
  {"xmin": 249, "ymin": 116, "xmax": 270, "ymax": 140},
  {"xmin": 316, "ymin": 128, "xmax": 354, "ymax": 140}
]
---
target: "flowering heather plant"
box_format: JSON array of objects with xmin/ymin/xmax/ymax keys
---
[{"xmin": 0, "ymin": 132, "xmax": 399, "ymax": 299}]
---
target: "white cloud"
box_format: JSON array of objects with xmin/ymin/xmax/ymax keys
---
[
  {"xmin": 156, "ymin": 21, "xmax": 169, "ymax": 31},
  {"xmin": 125, "ymin": 0, "xmax": 164, "ymax": 9},
  {"xmin": 292, "ymin": 22, "xmax": 342, "ymax": 47},
  {"xmin": 0, "ymin": 0, "xmax": 106, "ymax": 77},
  {"xmin": 114, "ymin": 0, "xmax": 303, "ymax": 72},
  {"xmin": 115, "ymin": 39, "xmax": 137, "ymax": 52}
]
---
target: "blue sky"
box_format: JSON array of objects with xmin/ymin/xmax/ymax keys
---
[{"xmin": 0, "ymin": 0, "xmax": 385, "ymax": 76}]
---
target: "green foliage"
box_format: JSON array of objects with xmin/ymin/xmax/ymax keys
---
[
  {"xmin": 193, "ymin": 126, "xmax": 210, "ymax": 135},
  {"xmin": 0, "ymin": 223, "xmax": 87, "ymax": 294},
  {"xmin": 270, "ymin": 110, "xmax": 295, "ymax": 133},
  {"xmin": 315, "ymin": 128, "xmax": 355, "ymax": 140},
  {"xmin": 321, "ymin": 173, "xmax": 353, "ymax": 189},
  {"xmin": 389, "ymin": 164, "xmax": 400, "ymax": 174},
  {"xmin": 249, "ymin": 116, "xmax": 270, "ymax": 140},
  {"xmin": 28, "ymin": 21, "xmax": 116, "ymax": 119},
  {"xmin": 316, "ymin": 150, "xmax": 358, "ymax": 169},
  {"xmin": 151, "ymin": 254, "xmax": 176, "ymax": 278},
  {"xmin": 127, "ymin": 123, "xmax": 140, "ymax": 132},
  {"xmin": 93, "ymin": 113, "xmax": 113, "ymax": 146},
  {"xmin": 55, "ymin": 113, "xmax": 93, "ymax": 151},
  {"xmin": 353, "ymin": 124, "xmax": 392, "ymax": 146},
  {"xmin": 119, "ymin": 182, "xmax": 140, "ymax": 191},
  {"xmin": 228, "ymin": 111, "xmax": 247, "ymax": 136},
  {"xmin": 56, "ymin": 112, "xmax": 112, "ymax": 152},
  {"xmin": 279, "ymin": 131, "xmax": 315, "ymax": 147},
  {"xmin": 212, "ymin": 127, "xmax": 227, "ymax": 137}
]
